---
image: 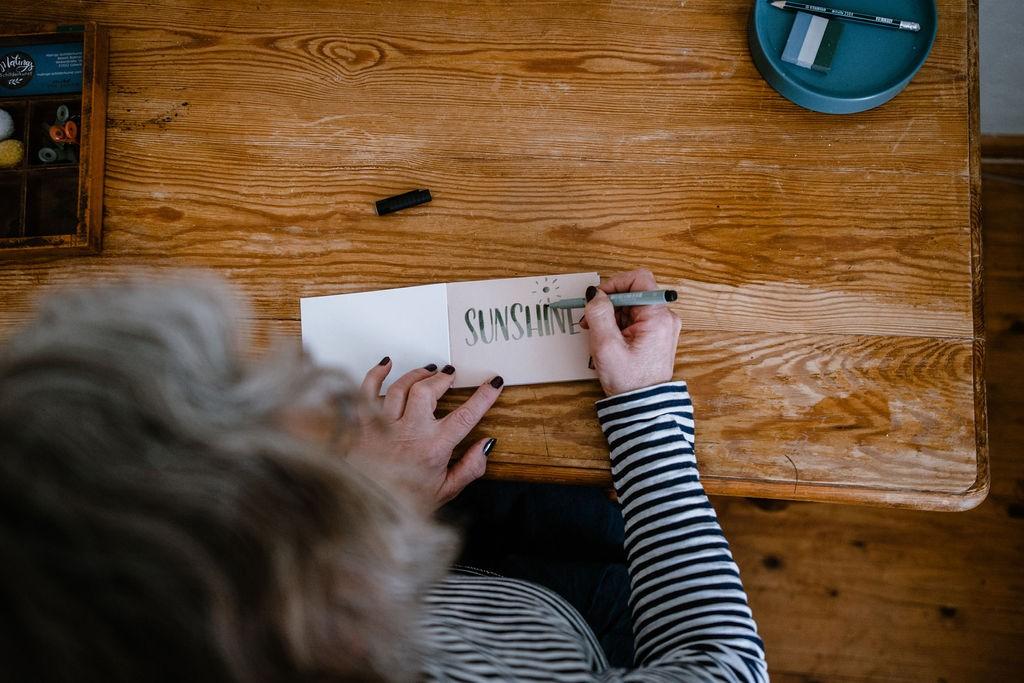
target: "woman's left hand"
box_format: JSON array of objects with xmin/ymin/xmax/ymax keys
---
[{"xmin": 349, "ymin": 359, "xmax": 504, "ymax": 510}]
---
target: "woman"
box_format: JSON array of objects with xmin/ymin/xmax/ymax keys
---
[{"xmin": 0, "ymin": 269, "xmax": 766, "ymax": 682}]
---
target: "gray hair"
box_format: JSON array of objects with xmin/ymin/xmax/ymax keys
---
[{"xmin": 0, "ymin": 274, "xmax": 455, "ymax": 682}]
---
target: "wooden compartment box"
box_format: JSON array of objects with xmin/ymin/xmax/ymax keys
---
[{"xmin": 0, "ymin": 23, "xmax": 107, "ymax": 258}]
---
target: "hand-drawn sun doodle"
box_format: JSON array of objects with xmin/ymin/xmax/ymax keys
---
[{"xmin": 531, "ymin": 277, "xmax": 561, "ymax": 305}]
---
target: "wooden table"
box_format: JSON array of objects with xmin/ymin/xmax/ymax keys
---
[{"xmin": 0, "ymin": 0, "xmax": 984, "ymax": 510}]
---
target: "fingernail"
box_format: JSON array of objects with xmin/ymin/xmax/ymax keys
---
[
  {"xmin": 441, "ymin": 364, "xmax": 455, "ymax": 375},
  {"xmin": 483, "ymin": 437, "xmax": 497, "ymax": 456},
  {"xmin": 424, "ymin": 363, "xmax": 438, "ymax": 371},
  {"xmin": 378, "ymin": 356, "xmax": 391, "ymax": 366},
  {"xmin": 585, "ymin": 285, "xmax": 598, "ymax": 302},
  {"xmin": 489, "ymin": 375, "xmax": 504, "ymax": 389}
]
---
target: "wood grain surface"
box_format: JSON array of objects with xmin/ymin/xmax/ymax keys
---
[
  {"xmin": 720, "ymin": 142, "xmax": 1024, "ymax": 682},
  {"xmin": 0, "ymin": 0, "xmax": 984, "ymax": 509}
]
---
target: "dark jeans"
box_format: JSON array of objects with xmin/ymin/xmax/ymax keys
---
[{"xmin": 441, "ymin": 480, "xmax": 636, "ymax": 668}]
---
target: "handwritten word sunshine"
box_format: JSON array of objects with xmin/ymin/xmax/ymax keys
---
[{"xmin": 462, "ymin": 303, "xmax": 583, "ymax": 346}]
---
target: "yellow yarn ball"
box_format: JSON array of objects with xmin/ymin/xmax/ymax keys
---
[{"xmin": 0, "ymin": 139, "xmax": 24, "ymax": 169}]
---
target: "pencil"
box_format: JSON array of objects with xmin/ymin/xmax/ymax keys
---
[
  {"xmin": 770, "ymin": 1, "xmax": 921, "ymax": 32},
  {"xmin": 549, "ymin": 289, "xmax": 678, "ymax": 310}
]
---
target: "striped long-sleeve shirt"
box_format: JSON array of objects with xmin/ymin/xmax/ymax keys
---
[{"xmin": 421, "ymin": 381, "xmax": 768, "ymax": 681}]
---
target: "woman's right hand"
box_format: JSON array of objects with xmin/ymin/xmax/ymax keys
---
[{"xmin": 581, "ymin": 269, "xmax": 682, "ymax": 397}]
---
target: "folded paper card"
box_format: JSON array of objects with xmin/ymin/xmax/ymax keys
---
[{"xmin": 300, "ymin": 272, "xmax": 600, "ymax": 390}]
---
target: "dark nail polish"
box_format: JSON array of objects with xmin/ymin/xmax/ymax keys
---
[
  {"xmin": 424, "ymin": 363, "xmax": 438, "ymax": 372},
  {"xmin": 441, "ymin": 364, "xmax": 455, "ymax": 375},
  {"xmin": 378, "ymin": 356, "xmax": 391, "ymax": 366},
  {"xmin": 489, "ymin": 375, "xmax": 504, "ymax": 389},
  {"xmin": 483, "ymin": 438, "xmax": 497, "ymax": 456},
  {"xmin": 585, "ymin": 285, "xmax": 598, "ymax": 302}
]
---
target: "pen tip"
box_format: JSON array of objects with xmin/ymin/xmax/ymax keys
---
[{"xmin": 665, "ymin": 290, "xmax": 678, "ymax": 302}]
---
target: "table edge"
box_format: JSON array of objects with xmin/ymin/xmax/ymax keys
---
[
  {"xmin": 483, "ymin": 461, "xmax": 991, "ymax": 512},
  {"xmin": 967, "ymin": 0, "xmax": 990, "ymax": 513}
]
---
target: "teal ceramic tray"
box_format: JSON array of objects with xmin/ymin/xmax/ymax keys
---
[{"xmin": 748, "ymin": 0, "xmax": 937, "ymax": 114}]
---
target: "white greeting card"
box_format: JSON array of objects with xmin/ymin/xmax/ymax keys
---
[{"xmin": 300, "ymin": 272, "xmax": 599, "ymax": 390}]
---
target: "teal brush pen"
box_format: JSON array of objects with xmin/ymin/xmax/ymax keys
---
[{"xmin": 549, "ymin": 289, "xmax": 678, "ymax": 310}]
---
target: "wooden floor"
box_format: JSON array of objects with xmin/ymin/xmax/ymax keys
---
[{"xmin": 715, "ymin": 146, "xmax": 1023, "ymax": 681}]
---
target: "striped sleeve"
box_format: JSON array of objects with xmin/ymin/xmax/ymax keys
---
[{"xmin": 595, "ymin": 381, "xmax": 768, "ymax": 683}]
